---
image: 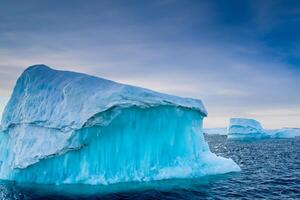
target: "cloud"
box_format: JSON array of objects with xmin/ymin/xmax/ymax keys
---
[{"xmin": 0, "ymin": 0, "xmax": 299, "ymax": 128}]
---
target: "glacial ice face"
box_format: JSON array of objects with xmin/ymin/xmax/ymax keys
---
[
  {"xmin": 0, "ymin": 106, "xmax": 240, "ymax": 184},
  {"xmin": 0, "ymin": 65, "xmax": 240, "ymax": 184},
  {"xmin": 227, "ymin": 118, "xmax": 269, "ymax": 140}
]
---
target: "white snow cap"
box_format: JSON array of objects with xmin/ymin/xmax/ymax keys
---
[{"xmin": 1, "ymin": 64, "xmax": 207, "ymax": 131}]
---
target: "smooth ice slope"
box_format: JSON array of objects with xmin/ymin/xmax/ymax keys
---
[
  {"xmin": 227, "ymin": 118, "xmax": 269, "ymax": 139},
  {"xmin": 0, "ymin": 65, "xmax": 240, "ymax": 184}
]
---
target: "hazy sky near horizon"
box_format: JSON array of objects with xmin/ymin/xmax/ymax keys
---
[{"xmin": 0, "ymin": 0, "xmax": 299, "ymax": 128}]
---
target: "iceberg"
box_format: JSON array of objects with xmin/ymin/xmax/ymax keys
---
[
  {"xmin": 266, "ymin": 128, "xmax": 300, "ymax": 139},
  {"xmin": 204, "ymin": 128, "xmax": 227, "ymax": 135},
  {"xmin": 227, "ymin": 118, "xmax": 269, "ymax": 140},
  {"xmin": 227, "ymin": 118, "xmax": 300, "ymax": 140},
  {"xmin": 0, "ymin": 65, "xmax": 240, "ymax": 185}
]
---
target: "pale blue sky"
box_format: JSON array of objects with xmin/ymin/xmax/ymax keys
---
[{"xmin": 0, "ymin": 0, "xmax": 299, "ymax": 128}]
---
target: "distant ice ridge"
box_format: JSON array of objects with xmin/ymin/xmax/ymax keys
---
[
  {"xmin": 227, "ymin": 118, "xmax": 269, "ymax": 140},
  {"xmin": 203, "ymin": 128, "xmax": 227, "ymax": 135},
  {"xmin": 0, "ymin": 65, "xmax": 240, "ymax": 185}
]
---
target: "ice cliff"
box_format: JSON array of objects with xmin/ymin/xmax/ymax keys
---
[
  {"xmin": 227, "ymin": 118, "xmax": 269, "ymax": 140},
  {"xmin": 0, "ymin": 65, "xmax": 240, "ymax": 184}
]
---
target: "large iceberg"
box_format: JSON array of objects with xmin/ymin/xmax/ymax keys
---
[
  {"xmin": 0, "ymin": 65, "xmax": 240, "ymax": 185},
  {"xmin": 227, "ymin": 118, "xmax": 269, "ymax": 140}
]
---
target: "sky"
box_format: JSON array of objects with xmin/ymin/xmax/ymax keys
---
[{"xmin": 0, "ymin": 0, "xmax": 299, "ymax": 128}]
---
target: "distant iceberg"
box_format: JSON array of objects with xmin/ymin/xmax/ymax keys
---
[
  {"xmin": 227, "ymin": 118, "xmax": 269, "ymax": 140},
  {"xmin": 204, "ymin": 128, "xmax": 227, "ymax": 135},
  {"xmin": 227, "ymin": 118, "xmax": 300, "ymax": 140},
  {"xmin": 266, "ymin": 128, "xmax": 300, "ymax": 139},
  {"xmin": 0, "ymin": 65, "xmax": 240, "ymax": 185}
]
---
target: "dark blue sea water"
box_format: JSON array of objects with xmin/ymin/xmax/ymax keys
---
[{"xmin": 1, "ymin": 135, "xmax": 299, "ymax": 200}]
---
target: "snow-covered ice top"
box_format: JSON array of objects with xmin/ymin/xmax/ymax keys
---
[{"xmin": 1, "ymin": 65, "xmax": 207, "ymax": 132}]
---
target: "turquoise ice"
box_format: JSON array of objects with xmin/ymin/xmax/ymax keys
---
[{"xmin": 0, "ymin": 65, "xmax": 240, "ymax": 184}]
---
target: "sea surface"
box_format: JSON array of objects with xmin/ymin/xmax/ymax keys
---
[{"xmin": 1, "ymin": 135, "xmax": 299, "ymax": 200}]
